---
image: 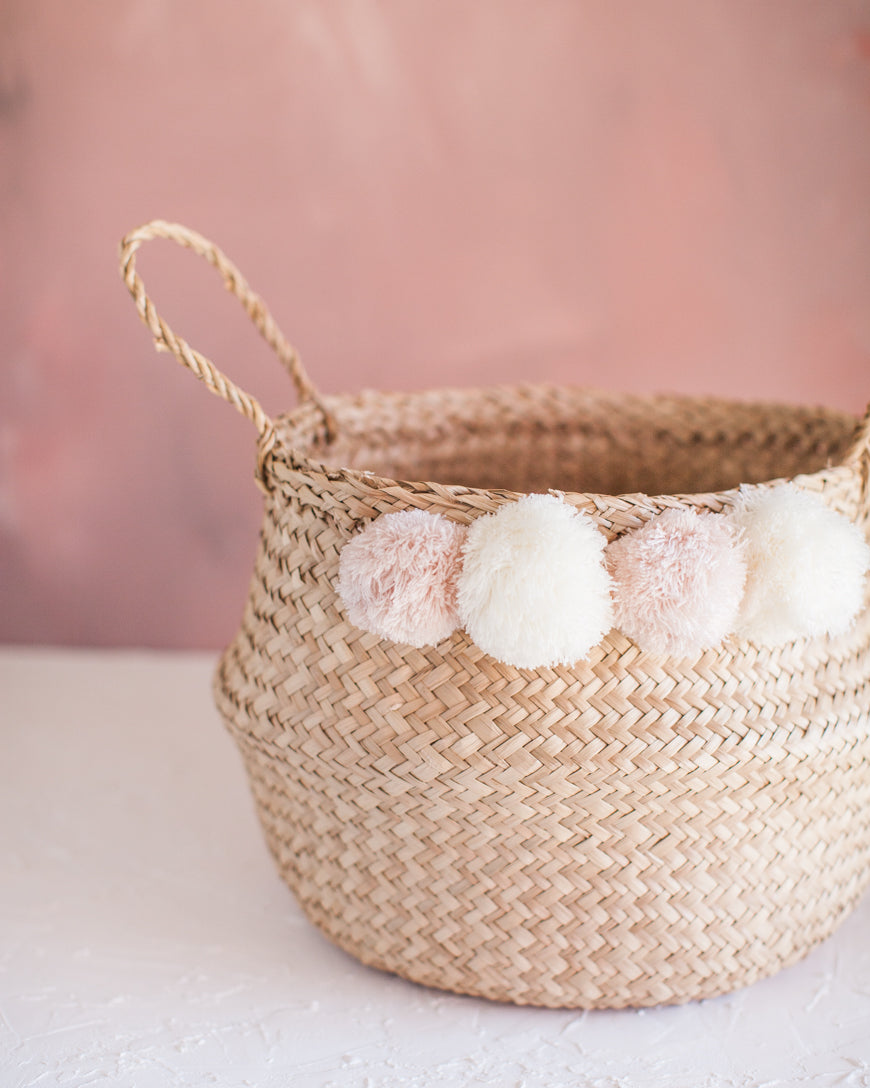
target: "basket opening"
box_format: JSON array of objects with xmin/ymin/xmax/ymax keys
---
[{"xmin": 292, "ymin": 387, "xmax": 858, "ymax": 497}]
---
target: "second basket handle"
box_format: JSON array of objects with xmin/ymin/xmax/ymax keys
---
[
  {"xmin": 844, "ymin": 401, "xmax": 870, "ymax": 480},
  {"xmin": 119, "ymin": 220, "xmax": 337, "ymax": 441}
]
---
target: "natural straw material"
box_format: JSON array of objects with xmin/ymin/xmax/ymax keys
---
[{"xmin": 121, "ymin": 221, "xmax": 870, "ymax": 1009}]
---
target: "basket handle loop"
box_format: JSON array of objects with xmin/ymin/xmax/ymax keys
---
[
  {"xmin": 119, "ymin": 220, "xmax": 337, "ymax": 442},
  {"xmin": 844, "ymin": 403, "xmax": 870, "ymax": 476}
]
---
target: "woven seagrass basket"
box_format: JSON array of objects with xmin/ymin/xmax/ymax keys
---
[{"xmin": 122, "ymin": 221, "xmax": 870, "ymax": 1009}]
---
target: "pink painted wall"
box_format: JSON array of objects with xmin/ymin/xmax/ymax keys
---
[{"xmin": 2, "ymin": 1, "xmax": 870, "ymax": 649}]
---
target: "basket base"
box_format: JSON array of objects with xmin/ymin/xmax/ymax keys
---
[
  {"xmin": 255, "ymin": 797, "xmax": 866, "ymax": 1009},
  {"xmin": 220, "ymin": 709, "xmax": 870, "ymax": 1009}
]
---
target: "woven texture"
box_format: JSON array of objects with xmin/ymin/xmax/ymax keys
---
[{"xmin": 123, "ymin": 222, "xmax": 870, "ymax": 1009}]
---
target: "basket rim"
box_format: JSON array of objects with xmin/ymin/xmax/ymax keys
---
[{"xmin": 265, "ymin": 381, "xmax": 864, "ymax": 511}]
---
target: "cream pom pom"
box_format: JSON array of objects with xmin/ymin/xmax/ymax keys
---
[
  {"xmin": 607, "ymin": 508, "xmax": 746, "ymax": 659},
  {"xmin": 337, "ymin": 510, "xmax": 467, "ymax": 648},
  {"xmin": 456, "ymin": 494, "xmax": 613, "ymax": 669},
  {"xmin": 729, "ymin": 484, "xmax": 870, "ymax": 645}
]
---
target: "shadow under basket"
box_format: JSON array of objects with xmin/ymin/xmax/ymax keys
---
[{"xmin": 122, "ymin": 220, "xmax": 870, "ymax": 1009}]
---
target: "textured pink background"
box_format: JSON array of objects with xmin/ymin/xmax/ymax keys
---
[{"xmin": 2, "ymin": 1, "xmax": 870, "ymax": 649}]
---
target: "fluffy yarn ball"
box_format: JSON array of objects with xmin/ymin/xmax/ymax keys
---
[
  {"xmin": 456, "ymin": 494, "xmax": 613, "ymax": 669},
  {"xmin": 337, "ymin": 510, "xmax": 467, "ymax": 648},
  {"xmin": 729, "ymin": 484, "xmax": 870, "ymax": 645},
  {"xmin": 607, "ymin": 508, "xmax": 746, "ymax": 658}
]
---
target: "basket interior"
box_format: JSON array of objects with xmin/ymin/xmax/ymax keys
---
[{"xmin": 285, "ymin": 385, "xmax": 859, "ymax": 497}]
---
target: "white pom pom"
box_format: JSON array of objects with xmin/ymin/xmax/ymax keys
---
[
  {"xmin": 730, "ymin": 484, "xmax": 870, "ymax": 645},
  {"xmin": 456, "ymin": 494, "xmax": 613, "ymax": 669}
]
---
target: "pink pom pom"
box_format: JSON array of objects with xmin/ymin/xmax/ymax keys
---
[
  {"xmin": 607, "ymin": 508, "xmax": 746, "ymax": 658},
  {"xmin": 337, "ymin": 510, "xmax": 467, "ymax": 648}
]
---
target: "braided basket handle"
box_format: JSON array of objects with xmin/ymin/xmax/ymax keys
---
[
  {"xmin": 119, "ymin": 220, "xmax": 337, "ymax": 441},
  {"xmin": 844, "ymin": 403, "xmax": 870, "ymax": 476}
]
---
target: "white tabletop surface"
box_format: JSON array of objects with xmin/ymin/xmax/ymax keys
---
[{"xmin": 2, "ymin": 647, "xmax": 870, "ymax": 1088}]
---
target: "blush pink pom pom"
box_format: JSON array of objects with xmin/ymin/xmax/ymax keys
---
[
  {"xmin": 607, "ymin": 508, "xmax": 746, "ymax": 658},
  {"xmin": 337, "ymin": 510, "xmax": 467, "ymax": 648}
]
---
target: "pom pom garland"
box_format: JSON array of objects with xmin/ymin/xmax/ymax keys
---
[
  {"xmin": 729, "ymin": 484, "xmax": 870, "ymax": 645},
  {"xmin": 607, "ymin": 508, "xmax": 746, "ymax": 659},
  {"xmin": 456, "ymin": 494, "xmax": 613, "ymax": 669},
  {"xmin": 336, "ymin": 509, "xmax": 467, "ymax": 648},
  {"xmin": 335, "ymin": 487, "xmax": 869, "ymax": 667}
]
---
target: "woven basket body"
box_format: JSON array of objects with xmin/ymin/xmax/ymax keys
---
[{"xmin": 123, "ymin": 223, "xmax": 870, "ymax": 1009}]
